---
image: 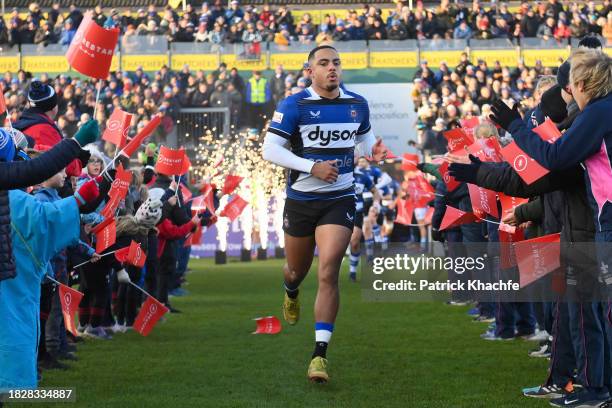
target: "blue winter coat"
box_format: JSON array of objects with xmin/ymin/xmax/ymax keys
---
[{"xmin": 0, "ymin": 190, "xmax": 80, "ymax": 391}]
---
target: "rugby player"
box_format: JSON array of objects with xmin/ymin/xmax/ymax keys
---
[{"xmin": 262, "ymin": 45, "xmax": 387, "ymax": 383}]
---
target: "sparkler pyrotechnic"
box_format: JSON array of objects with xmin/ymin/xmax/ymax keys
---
[{"xmin": 191, "ymin": 124, "xmax": 286, "ymax": 254}]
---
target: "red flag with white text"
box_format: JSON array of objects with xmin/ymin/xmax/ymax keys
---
[
  {"xmin": 59, "ymin": 284, "xmax": 84, "ymax": 337},
  {"xmin": 222, "ymin": 175, "xmax": 244, "ymax": 195},
  {"xmin": 155, "ymin": 146, "xmax": 185, "ymax": 176},
  {"xmin": 133, "ymin": 295, "xmax": 169, "ymax": 336},
  {"xmin": 219, "ymin": 195, "xmax": 248, "ymax": 221},
  {"xmin": 439, "ymin": 205, "xmax": 478, "ymax": 231},
  {"xmin": 501, "ymin": 142, "xmax": 550, "ymax": 185},
  {"xmin": 515, "ymin": 233, "xmax": 561, "ymax": 287},
  {"xmin": 92, "ymin": 217, "xmax": 116, "ymax": 253},
  {"xmin": 65, "ymin": 12, "xmax": 120, "ymax": 79},
  {"xmin": 103, "ymin": 108, "xmax": 132, "ymax": 148}
]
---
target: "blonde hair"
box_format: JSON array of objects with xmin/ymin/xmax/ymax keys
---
[
  {"xmin": 474, "ymin": 121, "xmax": 499, "ymax": 140},
  {"xmin": 535, "ymin": 75, "xmax": 557, "ymax": 95},
  {"xmin": 570, "ymin": 48, "xmax": 612, "ymax": 102}
]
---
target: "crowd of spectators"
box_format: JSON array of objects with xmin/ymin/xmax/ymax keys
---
[
  {"xmin": 410, "ymin": 51, "xmax": 559, "ymax": 155},
  {"xmin": 1, "ymin": 61, "xmax": 314, "ymax": 155},
  {"xmin": 0, "ymin": 0, "xmax": 610, "ymax": 48}
]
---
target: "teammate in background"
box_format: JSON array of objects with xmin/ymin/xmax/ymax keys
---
[
  {"xmin": 349, "ymin": 161, "xmax": 380, "ymax": 281},
  {"xmin": 262, "ymin": 45, "xmax": 386, "ymax": 383}
]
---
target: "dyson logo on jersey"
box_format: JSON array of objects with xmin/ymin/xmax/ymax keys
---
[{"xmin": 307, "ymin": 126, "xmax": 357, "ymax": 146}]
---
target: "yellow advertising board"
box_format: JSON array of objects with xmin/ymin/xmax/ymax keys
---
[
  {"xmin": 22, "ymin": 55, "xmax": 69, "ymax": 73},
  {"xmin": 522, "ymin": 48, "xmax": 570, "ymax": 67},
  {"xmin": 338, "ymin": 52, "xmax": 368, "ymax": 70},
  {"xmin": 121, "ymin": 55, "xmax": 168, "ymax": 71},
  {"xmin": 470, "ymin": 49, "xmax": 518, "ymax": 67},
  {"xmin": 110, "ymin": 55, "xmax": 119, "ymax": 72},
  {"xmin": 171, "ymin": 54, "xmax": 219, "ymax": 71},
  {"xmin": 269, "ymin": 53, "xmax": 307, "ymax": 71},
  {"xmin": 220, "ymin": 54, "xmax": 267, "ymax": 71},
  {"xmin": 0, "ymin": 56, "xmax": 19, "ymax": 73},
  {"xmin": 419, "ymin": 50, "xmax": 464, "ymax": 68},
  {"xmin": 369, "ymin": 51, "xmax": 418, "ymax": 68}
]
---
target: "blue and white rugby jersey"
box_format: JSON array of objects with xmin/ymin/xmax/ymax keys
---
[
  {"xmin": 267, "ymin": 86, "xmax": 374, "ymax": 201},
  {"xmin": 354, "ymin": 167, "xmax": 374, "ymax": 213}
]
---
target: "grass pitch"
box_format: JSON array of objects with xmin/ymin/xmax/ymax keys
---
[{"xmin": 18, "ymin": 258, "xmax": 550, "ymax": 408}]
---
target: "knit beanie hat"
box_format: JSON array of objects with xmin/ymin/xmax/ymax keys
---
[
  {"xmin": 0, "ymin": 127, "xmax": 15, "ymax": 162},
  {"xmin": 541, "ymin": 85, "xmax": 568, "ymax": 124},
  {"xmin": 556, "ymin": 61, "xmax": 570, "ymax": 91},
  {"xmin": 135, "ymin": 197, "xmax": 163, "ymax": 228},
  {"xmin": 28, "ymin": 80, "xmax": 58, "ymax": 113}
]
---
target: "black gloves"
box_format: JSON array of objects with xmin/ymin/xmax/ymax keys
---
[
  {"xmin": 448, "ymin": 154, "xmax": 482, "ymax": 185},
  {"xmin": 77, "ymin": 148, "xmax": 91, "ymax": 168},
  {"xmin": 489, "ymin": 100, "xmax": 521, "ymax": 131}
]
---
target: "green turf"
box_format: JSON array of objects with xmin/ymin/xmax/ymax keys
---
[{"xmin": 14, "ymin": 258, "xmax": 550, "ymax": 408}]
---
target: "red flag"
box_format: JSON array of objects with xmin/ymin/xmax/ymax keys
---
[
  {"xmin": 499, "ymin": 193, "xmax": 529, "ymax": 221},
  {"xmin": 219, "ymin": 195, "xmax": 248, "ymax": 221},
  {"xmin": 103, "ymin": 108, "xmax": 132, "ymax": 148},
  {"xmin": 180, "ymin": 184, "xmax": 192, "ymax": 203},
  {"xmin": 499, "ymin": 227, "xmax": 525, "ymax": 269},
  {"xmin": 100, "ymin": 163, "xmax": 132, "ymax": 218},
  {"xmin": 439, "ymin": 161, "xmax": 460, "ymax": 192},
  {"xmin": 401, "ymin": 153, "xmax": 419, "ymax": 171},
  {"xmin": 202, "ymin": 184, "xmax": 215, "ymax": 213},
  {"xmin": 501, "ymin": 142, "xmax": 550, "ymax": 185},
  {"xmin": 181, "ymin": 153, "xmax": 191, "ymax": 174},
  {"xmin": 114, "ymin": 245, "xmax": 130, "ymax": 262},
  {"xmin": 92, "ymin": 217, "xmax": 116, "ymax": 253},
  {"xmin": 222, "ymin": 175, "xmax": 244, "ymax": 195},
  {"xmin": 515, "ymin": 233, "xmax": 561, "ymax": 287},
  {"xmin": 407, "ymin": 175, "xmax": 435, "ymax": 207},
  {"xmin": 58, "ymin": 284, "xmax": 84, "ymax": 337},
  {"xmin": 533, "ymin": 118, "xmax": 562, "ymax": 144},
  {"xmin": 126, "ymin": 240, "xmax": 146, "ymax": 268},
  {"xmin": 65, "ymin": 12, "xmax": 120, "ymax": 79},
  {"xmin": 395, "ymin": 198, "xmax": 415, "ymax": 225},
  {"xmin": 155, "ymin": 146, "xmax": 185, "ymax": 176},
  {"xmin": 460, "ymin": 117, "xmax": 480, "ymax": 137},
  {"xmin": 0, "ymin": 83, "xmax": 6, "ymax": 115},
  {"xmin": 121, "ymin": 115, "xmax": 161, "ymax": 158},
  {"xmin": 467, "ymin": 137, "xmax": 503, "ymax": 162},
  {"xmin": 190, "ymin": 195, "xmax": 207, "ymax": 212},
  {"xmin": 184, "ymin": 225, "xmax": 203, "ymax": 247},
  {"xmin": 252, "ymin": 316, "xmax": 282, "ymax": 334},
  {"xmin": 133, "ymin": 295, "xmax": 169, "ymax": 336},
  {"xmin": 439, "ymin": 205, "xmax": 478, "ymax": 231},
  {"xmin": 443, "ymin": 127, "xmax": 474, "ymax": 153},
  {"xmin": 467, "ymin": 183, "xmax": 498, "ymax": 218}
]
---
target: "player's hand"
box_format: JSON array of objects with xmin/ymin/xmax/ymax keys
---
[
  {"xmin": 90, "ymin": 253, "xmax": 102, "ymax": 263},
  {"xmin": 311, "ymin": 160, "xmax": 338, "ymax": 183},
  {"xmin": 168, "ymin": 195, "xmax": 178, "ymax": 206},
  {"xmin": 371, "ymin": 138, "xmax": 387, "ymax": 162}
]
